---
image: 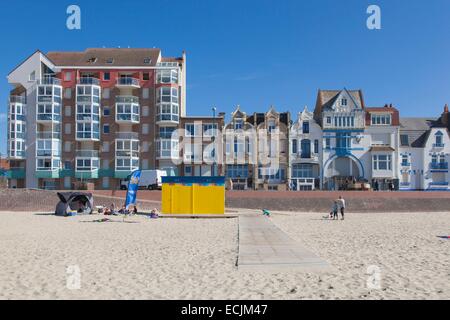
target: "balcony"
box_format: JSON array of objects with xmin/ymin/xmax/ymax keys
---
[
  {"xmin": 75, "ymin": 151, "xmax": 100, "ymax": 179},
  {"xmin": 433, "ymin": 143, "xmax": 445, "ymax": 148},
  {"xmin": 36, "ymin": 113, "xmax": 61, "ymax": 122},
  {"xmin": 38, "ymin": 77, "xmax": 61, "ymax": 86},
  {"xmin": 78, "ymin": 77, "xmax": 100, "ymax": 85},
  {"xmin": 8, "ymin": 150, "xmax": 25, "ymax": 159},
  {"xmin": 430, "ymin": 162, "xmax": 448, "ymax": 170},
  {"xmin": 116, "ymin": 132, "xmax": 139, "ymax": 140},
  {"xmin": 9, "ymin": 96, "xmax": 26, "ymax": 104},
  {"xmin": 116, "ymin": 77, "xmax": 140, "ymax": 88},
  {"xmin": 35, "ymin": 158, "xmax": 61, "ymax": 178},
  {"xmin": 37, "ymin": 131, "xmax": 61, "ymax": 139},
  {"xmin": 76, "ymin": 150, "xmax": 99, "ymax": 158},
  {"xmin": 116, "ymin": 96, "xmax": 140, "ymax": 123}
]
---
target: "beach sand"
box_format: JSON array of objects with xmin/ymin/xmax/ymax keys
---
[{"xmin": 0, "ymin": 211, "xmax": 449, "ymax": 299}]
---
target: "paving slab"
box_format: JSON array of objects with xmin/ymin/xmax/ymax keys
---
[{"xmin": 237, "ymin": 214, "xmax": 330, "ymax": 272}]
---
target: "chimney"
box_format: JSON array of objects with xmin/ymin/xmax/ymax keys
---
[{"xmin": 441, "ymin": 104, "xmax": 449, "ymax": 127}]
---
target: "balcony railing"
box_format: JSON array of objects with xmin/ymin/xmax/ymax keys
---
[
  {"xmin": 430, "ymin": 162, "xmax": 448, "ymax": 170},
  {"xmin": 36, "ymin": 114, "xmax": 61, "ymax": 122},
  {"xmin": 9, "ymin": 132, "xmax": 26, "ymax": 139},
  {"xmin": 38, "ymin": 78, "xmax": 61, "ymax": 85},
  {"xmin": 37, "ymin": 131, "xmax": 61, "ymax": 139},
  {"xmin": 429, "ymin": 182, "xmax": 449, "ymax": 186},
  {"xmin": 401, "ymin": 162, "xmax": 411, "ymax": 167},
  {"xmin": 433, "ymin": 143, "xmax": 445, "ymax": 148},
  {"xmin": 10, "ymin": 114, "xmax": 26, "ymax": 121},
  {"xmin": 76, "ymin": 132, "xmax": 100, "ymax": 140},
  {"xmin": 116, "ymin": 95, "xmax": 139, "ymax": 103},
  {"xmin": 116, "ymin": 77, "xmax": 140, "ymax": 87},
  {"xmin": 76, "ymin": 150, "xmax": 99, "ymax": 158},
  {"xmin": 78, "ymin": 77, "xmax": 100, "ymax": 85},
  {"xmin": 116, "ymin": 132, "xmax": 139, "ymax": 140},
  {"xmin": 9, "ymin": 96, "xmax": 26, "ymax": 104}
]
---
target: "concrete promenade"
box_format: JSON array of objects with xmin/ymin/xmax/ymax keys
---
[{"xmin": 237, "ymin": 213, "xmax": 330, "ymax": 272}]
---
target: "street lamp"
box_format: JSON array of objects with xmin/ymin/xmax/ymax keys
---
[{"xmin": 212, "ymin": 106, "xmax": 217, "ymax": 176}]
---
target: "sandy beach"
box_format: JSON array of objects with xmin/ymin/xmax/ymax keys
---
[{"xmin": 0, "ymin": 211, "xmax": 449, "ymax": 299}]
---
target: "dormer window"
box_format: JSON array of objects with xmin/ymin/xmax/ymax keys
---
[
  {"xmin": 435, "ymin": 131, "xmax": 444, "ymax": 147},
  {"xmin": 371, "ymin": 114, "xmax": 391, "ymax": 125},
  {"xmin": 87, "ymin": 57, "xmax": 97, "ymax": 63},
  {"xmin": 144, "ymin": 58, "xmax": 151, "ymax": 64},
  {"xmin": 341, "ymin": 98, "xmax": 347, "ymax": 106},
  {"xmin": 234, "ymin": 119, "xmax": 243, "ymax": 130},
  {"xmin": 268, "ymin": 120, "xmax": 276, "ymax": 133},
  {"xmin": 106, "ymin": 58, "xmax": 114, "ymax": 64}
]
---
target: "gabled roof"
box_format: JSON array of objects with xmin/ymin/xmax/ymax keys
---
[
  {"xmin": 314, "ymin": 89, "xmax": 365, "ymax": 117},
  {"xmin": 46, "ymin": 48, "xmax": 163, "ymax": 67}
]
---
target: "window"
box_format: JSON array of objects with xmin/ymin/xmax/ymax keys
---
[
  {"xmin": 302, "ymin": 121, "xmax": 310, "ymax": 134},
  {"xmin": 103, "ymin": 124, "xmax": 110, "ymax": 134},
  {"xmin": 371, "ymin": 114, "xmax": 392, "ymax": 125},
  {"xmin": 268, "ymin": 120, "xmax": 276, "ymax": 133},
  {"xmin": 102, "ymin": 142, "xmax": 110, "ymax": 153},
  {"xmin": 258, "ymin": 166, "xmax": 284, "ymax": 180},
  {"xmin": 102, "ymin": 177, "xmax": 110, "ymax": 189},
  {"xmin": 64, "ymin": 141, "xmax": 71, "ymax": 152},
  {"xmin": 144, "ymin": 58, "xmax": 151, "ymax": 64},
  {"xmin": 185, "ymin": 166, "xmax": 192, "ymax": 175},
  {"xmin": 325, "ymin": 137, "xmax": 331, "ymax": 149},
  {"xmin": 301, "ymin": 139, "xmax": 311, "ymax": 158},
  {"xmin": 373, "ymin": 155, "xmax": 392, "ymax": 170},
  {"xmin": 143, "ymin": 73, "xmax": 150, "ymax": 81},
  {"xmin": 400, "ymin": 134, "xmax": 409, "ymax": 146},
  {"xmin": 142, "ymin": 88, "xmax": 149, "ymax": 99},
  {"xmin": 29, "ymin": 71, "xmax": 36, "ymax": 81},
  {"xmin": 103, "ymin": 88, "xmax": 110, "ymax": 99},
  {"xmin": 106, "ymin": 58, "xmax": 114, "ymax": 64},
  {"xmin": 103, "ymin": 72, "xmax": 110, "ymax": 81},
  {"xmin": 401, "ymin": 154, "xmax": 409, "ymax": 166},
  {"xmin": 292, "ymin": 164, "xmax": 313, "ymax": 178},
  {"xmin": 142, "ymin": 106, "xmax": 149, "ymax": 117},
  {"xmin": 64, "ymin": 161, "xmax": 72, "ymax": 170},
  {"xmin": 65, "ymin": 123, "xmax": 71, "ymax": 134},
  {"xmin": 341, "ymin": 98, "xmax": 347, "ymax": 106},
  {"xmin": 157, "ymin": 69, "xmax": 178, "ymax": 84},
  {"xmin": 185, "ymin": 124, "xmax": 195, "ymax": 136},
  {"xmin": 203, "ymin": 124, "xmax": 218, "ymax": 136},
  {"xmin": 64, "ymin": 72, "xmax": 72, "ymax": 81},
  {"xmin": 64, "ymin": 88, "xmax": 72, "ymax": 99},
  {"xmin": 142, "ymin": 124, "xmax": 149, "ymax": 135},
  {"xmin": 292, "ymin": 139, "xmax": 298, "ymax": 154},
  {"xmin": 314, "ymin": 140, "xmax": 319, "ymax": 154},
  {"xmin": 326, "ymin": 116, "xmax": 331, "ymax": 124},
  {"xmin": 76, "ymin": 158, "xmax": 99, "ymax": 171},
  {"xmin": 234, "ymin": 119, "xmax": 243, "ymax": 130},
  {"xmin": 159, "ymin": 127, "xmax": 176, "ymax": 139},
  {"xmin": 435, "ymin": 131, "xmax": 444, "ymax": 147},
  {"xmin": 65, "ymin": 105, "xmax": 71, "ymax": 117},
  {"xmin": 226, "ymin": 165, "xmax": 249, "ymax": 178},
  {"xmin": 103, "ymin": 106, "xmax": 110, "ymax": 116},
  {"xmin": 157, "ymin": 139, "xmax": 179, "ymax": 158}
]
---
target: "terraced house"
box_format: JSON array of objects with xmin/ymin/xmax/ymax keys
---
[
  {"xmin": 6, "ymin": 49, "xmax": 450, "ymax": 191},
  {"xmin": 7, "ymin": 48, "xmax": 186, "ymax": 189}
]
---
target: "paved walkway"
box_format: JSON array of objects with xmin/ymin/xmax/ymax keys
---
[{"xmin": 237, "ymin": 214, "xmax": 330, "ymax": 272}]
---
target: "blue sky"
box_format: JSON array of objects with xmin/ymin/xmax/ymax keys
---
[{"xmin": 1, "ymin": 0, "xmax": 450, "ymax": 154}]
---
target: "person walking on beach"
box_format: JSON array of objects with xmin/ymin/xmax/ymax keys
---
[{"xmin": 337, "ymin": 195, "xmax": 345, "ymax": 220}]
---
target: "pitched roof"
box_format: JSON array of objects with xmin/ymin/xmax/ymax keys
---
[
  {"xmin": 46, "ymin": 48, "xmax": 164, "ymax": 67},
  {"xmin": 399, "ymin": 117, "xmax": 435, "ymax": 147},
  {"xmin": 314, "ymin": 89, "xmax": 365, "ymax": 117}
]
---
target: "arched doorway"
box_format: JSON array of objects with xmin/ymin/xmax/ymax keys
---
[{"xmin": 323, "ymin": 155, "xmax": 364, "ymax": 190}]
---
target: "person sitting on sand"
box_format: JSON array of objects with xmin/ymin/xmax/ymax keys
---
[{"xmin": 149, "ymin": 208, "xmax": 159, "ymax": 219}]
